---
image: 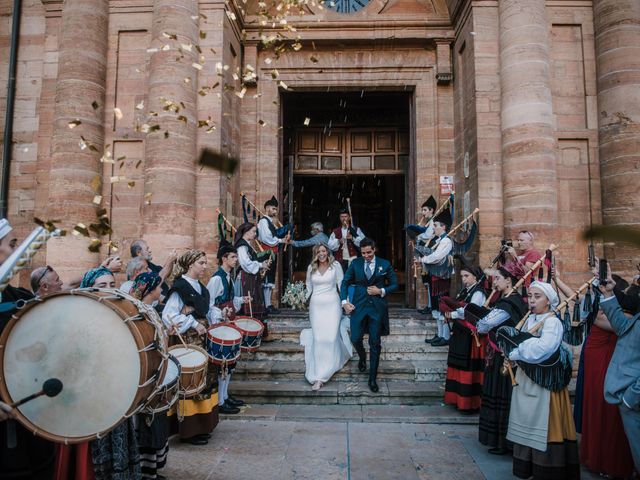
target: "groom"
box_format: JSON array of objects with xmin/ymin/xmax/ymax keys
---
[{"xmin": 341, "ymin": 237, "xmax": 398, "ymax": 392}]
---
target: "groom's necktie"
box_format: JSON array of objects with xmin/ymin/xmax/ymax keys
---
[{"xmin": 366, "ymin": 261, "xmax": 373, "ymax": 280}]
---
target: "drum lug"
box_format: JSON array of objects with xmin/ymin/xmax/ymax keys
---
[
  {"xmin": 138, "ymin": 343, "xmax": 157, "ymax": 353},
  {"xmin": 124, "ymin": 314, "xmax": 143, "ymax": 323}
]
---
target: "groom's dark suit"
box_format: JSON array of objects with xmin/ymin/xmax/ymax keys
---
[{"xmin": 340, "ymin": 256, "xmax": 398, "ymax": 383}]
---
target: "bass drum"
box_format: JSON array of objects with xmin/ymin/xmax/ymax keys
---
[{"xmin": 0, "ymin": 289, "xmax": 168, "ymax": 444}]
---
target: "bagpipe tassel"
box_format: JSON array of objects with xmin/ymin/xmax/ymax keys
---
[{"xmin": 563, "ymin": 299, "xmax": 585, "ymax": 346}]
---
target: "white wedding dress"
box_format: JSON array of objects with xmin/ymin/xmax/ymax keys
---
[{"xmin": 300, "ymin": 261, "xmax": 353, "ymax": 384}]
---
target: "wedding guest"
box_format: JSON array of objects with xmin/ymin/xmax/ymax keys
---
[
  {"xmin": 289, "ymin": 222, "xmax": 329, "ymax": 249},
  {"xmin": 599, "ymin": 267, "xmax": 640, "ymax": 472},
  {"xmin": 30, "ymin": 265, "xmax": 64, "ymax": 296}
]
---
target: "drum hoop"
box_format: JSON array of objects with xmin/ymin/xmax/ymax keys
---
[
  {"xmin": 207, "ymin": 324, "xmax": 243, "ymax": 344},
  {"xmin": 232, "ymin": 317, "xmax": 264, "ymax": 334},
  {"xmin": 168, "ymin": 344, "xmax": 209, "ymax": 371},
  {"xmin": 0, "ymin": 289, "xmax": 168, "ymax": 443}
]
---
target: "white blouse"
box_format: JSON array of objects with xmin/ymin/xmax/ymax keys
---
[
  {"xmin": 451, "ymin": 290, "xmax": 487, "ymax": 320},
  {"xmin": 206, "ymin": 273, "xmax": 244, "ymax": 324},
  {"xmin": 508, "ymin": 312, "xmax": 563, "ymax": 364},
  {"xmin": 237, "ymin": 245, "xmax": 262, "ymax": 275},
  {"xmin": 420, "ymin": 236, "xmax": 453, "ymax": 265},
  {"xmin": 162, "ymin": 275, "xmax": 213, "ymax": 333}
]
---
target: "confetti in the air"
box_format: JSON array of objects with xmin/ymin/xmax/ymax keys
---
[
  {"xmin": 114, "ymin": 108, "xmax": 123, "ymax": 120},
  {"xmin": 68, "ymin": 120, "xmax": 81, "ymax": 129}
]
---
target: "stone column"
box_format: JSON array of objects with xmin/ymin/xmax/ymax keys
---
[
  {"xmin": 593, "ymin": 0, "xmax": 640, "ymax": 272},
  {"xmin": 46, "ymin": 0, "xmax": 109, "ymax": 276},
  {"xmin": 499, "ymin": 0, "xmax": 558, "ymax": 241},
  {"xmin": 143, "ymin": 0, "xmax": 199, "ymax": 252}
]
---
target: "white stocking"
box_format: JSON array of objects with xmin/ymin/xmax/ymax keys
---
[{"xmin": 263, "ymin": 286, "xmax": 272, "ymax": 308}]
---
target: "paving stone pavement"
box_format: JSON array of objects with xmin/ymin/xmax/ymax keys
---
[{"xmin": 162, "ymin": 416, "xmax": 601, "ymax": 480}]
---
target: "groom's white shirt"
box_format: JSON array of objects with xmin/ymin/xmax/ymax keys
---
[{"xmin": 341, "ymin": 256, "xmax": 386, "ymax": 306}]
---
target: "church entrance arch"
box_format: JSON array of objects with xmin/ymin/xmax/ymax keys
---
[{"xmin": 282, "ymin": 91, "xmax": 413, "ymax": 305}]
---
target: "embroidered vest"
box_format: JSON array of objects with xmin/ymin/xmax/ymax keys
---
[
  {"xmin": 213, "ymin": 268, "xmax": 234, "ymax": 306},
  {"xmin": 332, "ymin": 226, "xmax": 359, "ymax": 261}
]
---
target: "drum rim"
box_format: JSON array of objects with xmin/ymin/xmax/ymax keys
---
[
  {"xmin": 232, "ymin": 317, "xmax": 265, "ymax": 335},
  {"xmin": 207, "ymin": 323, "xmax": 243, "ymax": 344},
  {"xmin": 0, "ymin": 290, "xmax": 167, "ymax": 444}
]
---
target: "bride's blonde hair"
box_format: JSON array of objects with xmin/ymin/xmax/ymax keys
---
[{"xmin": 310, "ymin": 243, "xmax": 336, "ymax": 273}]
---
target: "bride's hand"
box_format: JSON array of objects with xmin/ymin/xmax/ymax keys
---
[{"xmin": 343, "ymin": 302, "xmax": 355, "ymax": 314}]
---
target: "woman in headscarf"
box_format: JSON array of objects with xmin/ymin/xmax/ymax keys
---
[
  {"xmin": 502, "ymin": 281, "xmax": 579, "ymax": 480},
  {"xmin": 234, "ymin": 223, "xmax": 271, "ymax": 337},
  {"xmin": 475, "ymin": 261, "xmax": 527, "ymax": 455},
  {"xmin": 161, "ymin": 250, "xmax": 217, "ymax": 446},
  {"xmin": 55, "ymin": 266, "xmax": 141, "ymax": 480},
  {"xmin": 441, "ymin": 260, "xmax": 487, "ymax": 413},
  {"xmin": 130, "ymin": 272, "xmax": 170, "ymax": 480}
]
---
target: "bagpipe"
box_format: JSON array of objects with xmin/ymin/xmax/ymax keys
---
[
  {"xmin": 240, "ymin": 192, "xmax": 292, "ymax": 239},
  {"xmin": 483, "ymin": 244, "xmax": 558, "ymax": 308},
  {"xmin": 0, "ymin": 226, "xmax": 62, "ymax": 294},
  {"xmin": 216, "ymin": 209, "xmax": 274, "ymax": 264},
  {"xmin": 495, "ymin": 321, "xmax": 573, "ymax": 392},
  {"xmin": 406, "ymin": 194, "xmax": 453, "ymax": 240},
  {"xmin": 413, "ymin": 208, "xmax": 480, "ymax": 279}
]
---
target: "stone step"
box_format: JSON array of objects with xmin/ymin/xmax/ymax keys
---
[
  {"xmin": 228, "ymin": 379, "xmax": 446, "ymax": 405},
  {"xmin": 220, "ymin": 404, "xmax": 479, "ymax": 425},
  {"xmin": 232, "ymin": 359, "xmax": 447, "ymax": 382},
  {"xmin": 246, "ymin": 340, "xmax": 451, "ymax": 362}
]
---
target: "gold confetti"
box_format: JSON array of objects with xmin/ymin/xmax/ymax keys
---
[
  {"xmin": 184, "ymin": 77, "xmax": 191, "ymax": 83},
  {"xmin": 235, "ymin": 87, "xmax": 247, "ymax": 99},
  {"xmin": 226, "ymin": 11, "xmax": 236, "ymax": 21},
  {"xmin": 73, "ymin": 223, "xmax": 89, "ymax": 237},
  {"xmin": 92, "ymin": 195, "xmax": 103, "ymax": 205},
  {"xmin": 304, "ymin": 117, "xmax": 310, "ymax": 126},
  {"xmin": 88, "ymin": 239, "xmax": 102, "ymax": 253},
  {"xmin": 177, "ymin": 115, "xmax": 188, "ymax": 123},
  {"xmin": 110, "ymin": 176, "xmax": 125, "ymax": 183},
  {"xmin": 200, "ymin": 31, "xmax": 206, "ymax": 39},
  {"xmin": 192, "ymin": 63, "xmax": 203, "ymax": 70},
  {"xmin": 310, "ymin": 55, "xmax": 319, "ymax": 63},
  {"xmin": 128, "ymin": 181, "xmax": 136, "ymax": 188},
  {"xmin": 258, "ymin": 119, "xmax": 266, "ymax": 126},
  {"xmin": 91, "ymin": 101, "xmax": 99, "ymax": 110},
  {"xmin": 278, "ymin": 80, "xmax": 289, "ymax": 90},
  {"xmin": 135, "ymin": 160, "xmax": 142, "ymax": 169},
  {"xmin": 136, "ymin": 100, "xmax": 144, "ymax": 110},
  {"xmin": 162, "ymin": 32, "xmax": 178, "ymax": 40},
  {"xmin": 292, "ymin": 42, "xmax": 302, "ymax": 51},
  {"xmin": 68, "ymin": 119, "xmax": 81, "ymax": 129},
  {"xmin": 181, "ymin": 43, "xmax": 193, "ymax": 52},
  {"xmin": 264, "ymin": 57, "xmax": 273, "ymax": 65},
  {"xmin": 114, "ymin": 107, "xmax": 123, "ymax": 120},
  {"xmin": 90, "ymin": 176, "xmax": 101, "ymax": 192},
  {"xmin": 146, "ymin": 47, "xmax": 159, "ymax": 53},
  {"xmin": 161, "ymin": 44, "xmax": 171, "ymax": 51}
]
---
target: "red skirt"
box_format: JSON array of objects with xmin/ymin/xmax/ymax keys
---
[
  {"xmin": 444, "ymin": 321, "xmax": 485, "ymax": 411},
  {"xmin": 54, "ymin": 443, "xmax": 94, "ymax": 480},
  {"xmin": 580, "ymin": 325, "xmax": 634, "ymax": 478}
]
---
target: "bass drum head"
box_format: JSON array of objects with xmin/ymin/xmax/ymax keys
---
[{"xmin": 0, "ymin": 294, "xmax": 141, "ymax": 442}]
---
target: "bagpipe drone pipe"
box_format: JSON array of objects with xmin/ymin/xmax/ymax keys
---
[{"xmin": 241, "ymin": 194, "xmax": 291, "ymax": 238}]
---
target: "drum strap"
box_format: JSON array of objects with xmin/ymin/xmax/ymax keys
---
[{"xmin": 0, "ymin": 301, "xmax": 23, "ymax": 313}]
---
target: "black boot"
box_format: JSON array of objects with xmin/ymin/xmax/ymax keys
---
[{"xmin": 417, "ymin": 306, "xmax": 432, "ymax": 315}]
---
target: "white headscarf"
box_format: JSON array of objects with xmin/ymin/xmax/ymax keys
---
[
  {"xmin": 0, "ymin": 218, "xmax": 12, "ymax": 241},
  {"xmin": 529, "ymin": 281, "xmax": 560, "ymax": 309}
]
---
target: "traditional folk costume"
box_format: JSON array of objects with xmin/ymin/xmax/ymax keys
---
[
  {"xmin": 475, "ymin": 262, "xmax": 527, "ymax": 453},
  {"xmin": 206, "ymin": 244, "xmax": 247, "ymax": 414},
  {"xmin": 235, "ymin": 223, "xmax": 267, "ymax": 325},
  {"xmin": 442, "ymin": 263, "xmax": 487, "ymax": 411},
  {"xmin": 327, "ymin": 209, "xmax": 365, "ymax": 273},
  {"xmin": 406, "ymin": 196, "xmax": 436, "ymax": 313},
  {"xmin": 128, "ymin": 273, "xmax": 170, "ymax": 480},
  {"xmin": 257, "ymin": 196, "xmax": 289, "ymax": 314},
  {"xmin": 419, "ymin": 209, "xmax": 453, "ymax": 342},
  {"xmin": 0, "ymin": 217, "xmax": 56, "ymax": 480},
  {"xmin": 499, "ymin": 281, "xmax": 579, "ymax": 480},
  {"xmin": 163, "ymin": 274, "xmax": 218, "ymax": 442},
  {"xmin": 54, "ymin": 267, "xmax": 141, "ymax": 480}
]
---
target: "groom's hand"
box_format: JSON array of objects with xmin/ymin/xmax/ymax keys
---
[
  {"xmin": 343, "ymin": 302, "xmax": 355, "ymax": 314},
  {"xmin": 367, "ymin": 286, "xmax": 382, "ymax": 296}
]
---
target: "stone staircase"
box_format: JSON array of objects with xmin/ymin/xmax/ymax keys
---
[{"xmin": 229, "ymin": 308, "xmax": 450, "ymax": 405}]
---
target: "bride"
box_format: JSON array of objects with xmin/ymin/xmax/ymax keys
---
[{"xmin": 300, "ymin": 243, "xmax": 353, "ymax": 390}]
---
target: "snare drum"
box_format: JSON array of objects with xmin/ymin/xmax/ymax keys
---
[
  {"xmin": 142, "ymin": 354, "xmax": 181, "ymax": 414},
  {"xmin": 168, "ymin": 345, "xmax": 208, "ymax": 397},
  {"xmin": 206, "ymin": 324, "xmax": 242, "ymax": 366},
  {"xmin": 232, "ymin": 316, "xmax": 265, "ymax": 352},
  {"xmin": 0, "ymin": 289, "xmax": 168, "ymax": 444}
]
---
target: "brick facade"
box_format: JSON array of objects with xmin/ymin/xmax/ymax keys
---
[{"xmin": 0, "ymin": 0, "xmax": 638, "ymax": 297}]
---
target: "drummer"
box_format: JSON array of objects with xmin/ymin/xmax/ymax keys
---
[
  {"xmin": 206, "ymin": 241, "xmax": 250, "ymax": 415},
  {"xmin": 0, "ymin": 218, "xmax": 56, "ymax": 479},
  {"xmin": 130, "ymin": 272, "xmax": 171, "ymax": 479},
  {"xmin": 504, "ymin": 281, "xmax": 579, "ymax": 479},
  {"xmin": 162, "ymin": 250, "xmax": 217, "ymax": 446}
]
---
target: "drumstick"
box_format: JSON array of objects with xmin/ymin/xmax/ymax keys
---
[
  {"xmin": 175, "ymin": 331, "xmax": 190, "ymax": 350},
  {"xmin": 472, "ymin": 331, "xmax": 481, "ymax": 348}
]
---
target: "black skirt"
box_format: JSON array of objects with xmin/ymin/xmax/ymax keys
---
[{"xmin": 478, "ymin": 355, "xmax": 513, "ymax": 450}]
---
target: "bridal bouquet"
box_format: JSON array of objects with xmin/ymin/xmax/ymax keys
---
[{"xmin": 281, "ymin": 281, "xmax": 308, "ymax": 311}]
